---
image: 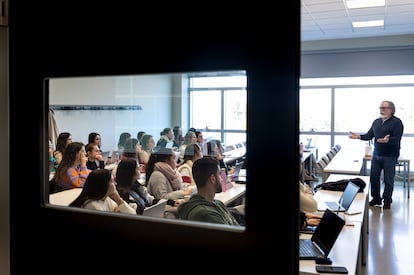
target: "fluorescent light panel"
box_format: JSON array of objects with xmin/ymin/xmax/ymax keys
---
[
  {"xmin": 346, "ymin": 0, "xmax": 385, "ymax": 9},
  {"xmin": 352, "ymin": 20, "xmax": 384, "ymax": 28}
]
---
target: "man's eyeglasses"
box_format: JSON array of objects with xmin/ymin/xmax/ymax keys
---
[{"xmin": 379, "ymin": 107, "xmax": 391, "ymax": 110}]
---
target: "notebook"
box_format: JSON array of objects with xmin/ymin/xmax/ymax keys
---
[
  {"xmin": 142, "ymin": 199, "xmax": 167, "ymax": 218},
  {"xmin": 231, "ymin": 162, "xmax": 246, "ymax": 183},
  {"xmin": 299, "ymin": 208, "xmax": 345, "ymax": 260},
  {"xmin": 318, "ymin": 181, "xmax": 360, "ymax": 212},
  {"xmin": 165, "ymin": 141, "xmax": 174, "ymax": 149}
]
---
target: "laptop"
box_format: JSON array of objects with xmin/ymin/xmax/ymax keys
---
[
  {"xmin": 142, "ymin": 199, "xmax": 167, "ymax": 218},
  {"xmin": 304, "ymin": 138, "xmax": 313, "ymax": 151},
  {"xmin": 231, "ymin": 162, "xmax": 246, "ymax": 183},
  {"xmin": 299, "ymin": 208, "xmax": 345, "ymax": 260},
  {"xmin": 318, "ymin": 181, "xmax": 360, "ymax": 212}
]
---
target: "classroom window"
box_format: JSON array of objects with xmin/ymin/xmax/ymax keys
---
[
  {"xmin": 189, "ymin": 72, "xmax": 247, "ymax": 146},
  {"xmin": 300, "ymin": 75, "xmax": 414, "ymax": 156}
]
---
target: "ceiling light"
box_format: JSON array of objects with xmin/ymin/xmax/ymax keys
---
[
  {"xmin": 352, "ymin": 20, "xmax": 384, "ymax": 28},
  {"xmin": 346, "ymin": 0, "xmax": 385, "ymax": 9}
]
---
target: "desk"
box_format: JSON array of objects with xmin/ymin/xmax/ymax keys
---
[
  {"xmin": 302, "ymin": 174, "xmax": 369, "ymax": 275},
  {"xmin": 318, "ymin": 174, "xmax": 369, "ymax": 267},
  {"xmin": 49, "ymin": 188, "xmax": 82, "ymax": 206},
  {"xmin": 214, "ymin": 182, "xmax": 246, "ymax": 206},
  {"xmin": 50, "ymin": 183, "xmax": 246, "ymax": 208},
  {"xmin": 323, "ymin": 150, "xmax": 363, "ymax": 181},
  {"xmin": 223, "ymin": 147, "xmax": 246, "ymax": 166},
  {"xmin": 362, "ymin": 154, "xmax": 410, "ymax": 198},
  {"xmin": 300, "ymin": 222, "xmax": 362, "ymax": 275}
]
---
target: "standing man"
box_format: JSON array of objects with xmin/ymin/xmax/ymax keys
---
[{"xmin": 349, "ymin": 100, "xmax": 404, "ymax": 209}]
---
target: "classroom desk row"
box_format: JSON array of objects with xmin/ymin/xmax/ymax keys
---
[
  {"xmin": 325, "ymin": 146, "xmax": 411, "ymax": 199},
  {"xmin": 223, "ymin": 147, "xmax": 246, "ymax": 166},
  {"xmin": 49, "ymin": 181, "xmax": 246, "ymax": 208},
  {"xmin": 323, "ymin": 150, "xmax": 364, "ymax": 181},
  {"xmin": 300, "ymin": 174, "xmax": 370, "ymax": 275}
]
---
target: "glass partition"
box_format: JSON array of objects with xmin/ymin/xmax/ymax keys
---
[{"xmin": 45, "ymin": 70, "xmax": 247, "ymax": 229}]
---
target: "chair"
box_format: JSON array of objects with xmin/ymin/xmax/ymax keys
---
[
  {"xmin": 321, "ymin": 155, "xmax": 330, "ymax": 166},
  {"xmin": 334, "ymin": 144, "xmax": 341, "ymax": 153},
  {"xmin": 315, "ymin": 156, "xmax": 329, "ymax": 177},
  {"xmin": 326, "ymin": 151, "xmax": 335, "ymax": 161}
]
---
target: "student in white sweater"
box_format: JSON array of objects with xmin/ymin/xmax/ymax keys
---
[{"xmin": 69, "ymin": 169, "xmax": 136, "ymax": 215}]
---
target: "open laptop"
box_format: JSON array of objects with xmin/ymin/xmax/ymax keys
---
[
  {"xmin": 299, "ymin": 208, "xmax": 345, "ymax": 260},
  {"xmin": 142, "ymin": 199, "xmax": 167, "ymax": 218},
  {"xmin": 231, "ymin": 161, "xmax": 246, "ymax": 183},
  {"xmin": 318, "ymin": 181, "xmax": 360, "ymax": 213},
  {"xmin": 303, "ymin": 138, "xmax": 313, "ymax": 152}
]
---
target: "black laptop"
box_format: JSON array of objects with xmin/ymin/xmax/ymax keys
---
[{"xmin": 299, "ymin": 208, "xmax": 345, "ymax": 260}]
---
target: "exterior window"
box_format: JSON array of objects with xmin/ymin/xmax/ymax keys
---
[{"xmin": 189, "ymin": 72, "xmax": 247, "ymax": 146}]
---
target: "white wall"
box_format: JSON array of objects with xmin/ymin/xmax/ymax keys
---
[{"xmin": 49, "ymin": 74, "xmax": 185, "ymax": 150}]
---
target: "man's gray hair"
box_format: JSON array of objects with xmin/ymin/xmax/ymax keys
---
[{"xmin": 386, "ymin": 101, "xmax": 396, "ymax": 115}]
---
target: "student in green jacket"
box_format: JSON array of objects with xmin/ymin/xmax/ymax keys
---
[{"xmin": 177, "ymin": 157, "xmax": 240, "ymax": 226}]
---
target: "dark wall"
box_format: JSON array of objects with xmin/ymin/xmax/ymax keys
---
[{"xmin": 9, "ymin": 2, "xmax": 300, "ymax": 274}]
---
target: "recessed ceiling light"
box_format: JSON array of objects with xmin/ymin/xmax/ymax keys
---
[
  {"xmin": 352, "ymin": 20, "xmax": 384, "ymax": 28},
  {"xmin": 346, "ymin": 0, "xmax": 385, "ymax": 9}
]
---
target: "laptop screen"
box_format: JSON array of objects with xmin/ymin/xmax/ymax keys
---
[
  {"xmin": 338, "ymin": 181, "xmax": 360, "ymax": 211},
  {"xmin": 311, "ymin": 209, "xmax": 345, "ymax": 256}
]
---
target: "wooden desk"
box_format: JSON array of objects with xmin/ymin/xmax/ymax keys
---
[{"xmin": 300, "ymin": 222, "xmax": 362, "ymax": 275}]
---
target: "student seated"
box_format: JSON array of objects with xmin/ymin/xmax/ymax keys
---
[
  {"xmin": 177, "ymin": 157, "xmax": 241, "ymax": 226},
  {"xmin": 52, "ymin": 141, "xmax": 90, "ymax": 191},
  {"xmin": 85, "ymin": 143, "xmax": 104, "ymax": 171},
  {"xmin": 115, "ymin": 158, "xmax": 155, "ymax": 215},
  {"xmin": 69, "ymin": 169, "xmax": 136, "ymax": 214},
  {"xmin": 145, "ymin": 147, "xmax": 192, "ymax": 218}
]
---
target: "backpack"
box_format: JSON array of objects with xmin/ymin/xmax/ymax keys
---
[{"xmin": 316, "ymin": 177, "xmax": 366, "ymax": 192}]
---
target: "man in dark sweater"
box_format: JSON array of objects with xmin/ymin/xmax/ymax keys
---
[{"xmin": 349, "ymin": 100, "xmax": 404, "ymax": 209}]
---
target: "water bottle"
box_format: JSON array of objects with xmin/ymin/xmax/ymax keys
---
[
  {"xmin": 364, "ymin": 142, "xmax": 372, "ymax": 158},
  {"xmin": 220, "ymin": 168, "xmax": 227, "ymax": 192}
]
